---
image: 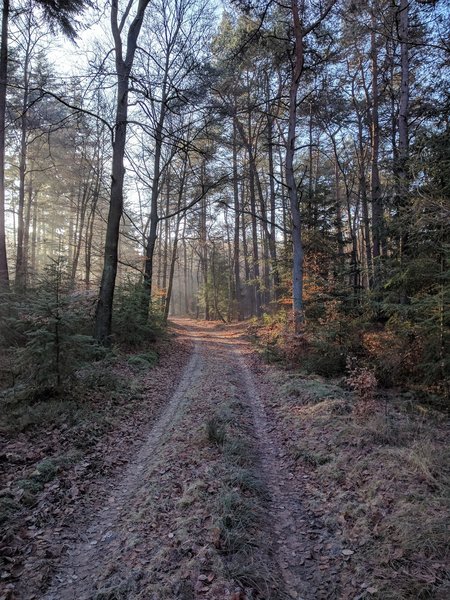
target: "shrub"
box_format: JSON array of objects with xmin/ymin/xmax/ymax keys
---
[
  {"xmin": 112, "ymin": 281, "xmax": 164, "ymax": 348},
  {"xmin": 127, "ymin": 351, "xmax": 159, "ymax": 370},
  {"xmin": 303, "ymin": 340, "xmax": 347, "ymax": 377},
  {"xmin": 345, "ymin": 357, "xmax": 377, "ymax": 401},
  {"xmin": 345, "ymin": 356, "xmax": 378, "ymax": 418},
  {"xmin": 0, "ymin": 290, "xmax": 26, "ymax": 347},
  {"xmin": 13, "ymin": 258, "xmax": 101, "ymax": 392}
]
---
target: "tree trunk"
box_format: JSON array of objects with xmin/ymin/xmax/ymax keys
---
[
  {"xmin": 335, "ymin": 160, "xmax": 345, "ymax": 272},
  {"xmin": 398, "ymin": 0, "xmax": 409, "ymax": 196},
  {"xmin": 397, "ymin": 0, "xmax": 409, "ymax": 257},
  {"xmin": 357, "ymin": 112, "xmax": 373, "ymax": 288},
  {"xmin": 286, "ymin": 0, "xmax": 305, "ymax": 332},
  {"xmin": 308, "ymin": 102, "xmax": 314, "ymax": 228},
  {"xmin": 71, "ymin": 182, "xmax": 90, "ymax": 286},
  {"xmin": 248, "ymin": 148, "xmax": 262, "ymax": 316},
  {"xmin": 370, "ymin": 5, "xmax": 383, "ymax": 282},
  {"xmin": 182, "ymin": 220, "xmax": 188, "ymax": 315},
  {"xmin": 161, "ymin": 172, "xmax": 170, "ymax": 309},
  {"xmin": 94, "ymin": 73, "xmax": 128, "ymax": 343},
  {"xmin": 15, "ymin": 36, "xmax": 31, "ymax": 289},
  {"xmin": 164, "ymin": 215, "xmax": 181, "ymax": 321},
  {"xmin": 85, "ymin": 182, "xmax": 99, "ymax": 290},
  {"xmin": 200, "ymin": 193, "xmax": 209, "ymax": 320},
  {"xmin": 232, "ymin": 118, "xmax": 243, "ymax": 319},
  {"xmin": 94, "ymin": 0, "xmax": 150, "ymax": 343},
  {"xmin": 143, "ymin": 111, "xmax": 166, "ymax": 316},
  {"xmin": 164, "ymin": 157, "xmax": 187, "ymax": 320},
  {"xmin": 0, "ymin": 0, "xmax": 9, "ymax": 288},
  {"xmin": 23, "ymin": 177, "xmax": 33, "ymax": 285},
  {"xmin": 241, "ymin": 185, "xmax": 251, "ymax": 317},
  {"xmin": 31, "ymin": 195, "xmax": 37, "ymax": 276},
  {"xmin": 267, "ymin": 110, "xmax": 280, "ymax": 298}
]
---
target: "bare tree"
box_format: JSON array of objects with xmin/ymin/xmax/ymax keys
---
[{"xmin": 94, "ymin": 0, "xmax": 152, "ymax": 344}]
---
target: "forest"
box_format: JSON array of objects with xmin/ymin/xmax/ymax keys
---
[{"xmin": 0, "ymin": 0, "xmax": 449, "ymax": 599}]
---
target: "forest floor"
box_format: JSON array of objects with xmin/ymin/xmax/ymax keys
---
[{"xmin": 0, "ymin": 319, "xmax": 448, "ymax": 600}]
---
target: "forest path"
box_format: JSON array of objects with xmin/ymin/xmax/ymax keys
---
[{"xmin": 35, "ymin": 319, "xmax": 329, "ymax": 599}]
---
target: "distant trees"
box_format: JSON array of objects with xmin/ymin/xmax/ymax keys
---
[{"xmin": 0, "ymin": 0, "xmax": 89, "ymax": 288}]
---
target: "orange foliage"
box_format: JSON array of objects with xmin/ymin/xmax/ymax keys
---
[
  {"xmin": 345, "ymin": 356, "xmax": 378, "ymax": 418},
  {"xmin": 362, "ymin": 329, "xmax": 423, "ymax": 384}
]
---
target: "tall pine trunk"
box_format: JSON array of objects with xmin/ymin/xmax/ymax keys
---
[
  {"xmin": 370, "ymin": 6, "xmax": 384, "ymax": 283},
  {"xmin": 15, "ymin": 34, "xmax": 31, "ymax": 289},
  {"xmin": 286, "ymin": 0, "xmax": 305, "ymax": 332},
  {"xmin": 142, "ymin": 101, "xmax": 167, "ymax": 317},
  {"xmin": 356, "ymin": 111, "xmax": 373, "ymax": 288},
  {"xmin": 267, "ymin": 111, "xmax": 280, "ymax": 299},
  {"xmin": 0, "ymin": 0, "xmax": 9, "ymax": 288},
  {"xmin": 397, "ymin": 0, "xmax": 409, "ymax": 254},
  {"xmin": 232, "ymin": 119, "xmax": 243, "ymax": 319}
]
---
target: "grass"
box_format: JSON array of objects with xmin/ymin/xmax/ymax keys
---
[
  {"xmin": 0, "ymin": 353, "xmax": 132, "ymax": 435},
  {"xmin": 206, "ymin": 416, "xmax": 226, "ymax": 447},
  {"xmin": 14, "ymin": 452, "xmax": 81, "ymax": 508},
  {"xmin": 227, "ymin": 551, "xmax": 278, "ymax": 597},
  {"xmin": 284, "ymin": 376, "xmax": 346, "ymax": 402},
  {"xmin": 268, "ymin": 366, "xmax": 450, "ymax": 599},
  {"xmin": 293, "ymin": 445, "xmax": 331, "ymax": 467},
  {"xmin": 216, "ymin": 489, "xmax": 259, "ymax": 554},
  {"xmin": 203, "ymin": 399, "xmax": 281, "ymax": 598},
  {"xmin": 94, "ymin": 577, "xmax": 139, "ymax": 600},
  {"xmin": 0, "ymin": 396, "xmax": 84, "ymax": 433},
  {"xmin": 178, "ymin": 479, "xmax": 208, "ymax": 508},
  {"xmin": 225, "ymin": 467, "xmax": 267, "ymax": 497}
]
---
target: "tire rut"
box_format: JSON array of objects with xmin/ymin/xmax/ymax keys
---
[
  {"xmin": 42, "ymin": 342, "xmax": 201, "ymax": 600},
  {"xmin": 233, "ymin": 350, "xmax": 312, "ymax": 600}
]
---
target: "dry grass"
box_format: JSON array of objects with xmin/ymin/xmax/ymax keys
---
[
  {"xmin": 205, "ymin": 399, "xmax": 280, "ymax": 597},
  {"xmin": 268, "ymin": 369, "xmax": 450, "ymax": 599}
]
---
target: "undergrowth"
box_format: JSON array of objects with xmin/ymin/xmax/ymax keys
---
[{"xmin": 250, "ymin": 297, "xmax": 449, "ymax": 403}]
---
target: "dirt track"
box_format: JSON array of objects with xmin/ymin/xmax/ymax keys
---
[{"xmin": 19, "ymin": 319, "xmax": 340, "ymax": 599}]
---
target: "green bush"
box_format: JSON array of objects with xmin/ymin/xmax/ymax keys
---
[
  {"xmin": 0, "ymin": 290, "xmax": 26, "ymax": 347},
  {"xmin": 303, "ymin": 340, "xmax": 347, "ymax": 377},
  {"xmin": 16, "ymin": 258, "xmax": 102, "ymax": 391},
  {"xmin": 112, "ymin": 281, "xmax": 164, "ymax": 348},
  {"xmin": 127, "ymin": 350, "xmax": 159, "ymax": 370}
]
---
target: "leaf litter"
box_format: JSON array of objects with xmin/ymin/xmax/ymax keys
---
[{"xmin": 3, "ymin": 318, "xmax": 447, "ymax": 599}]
